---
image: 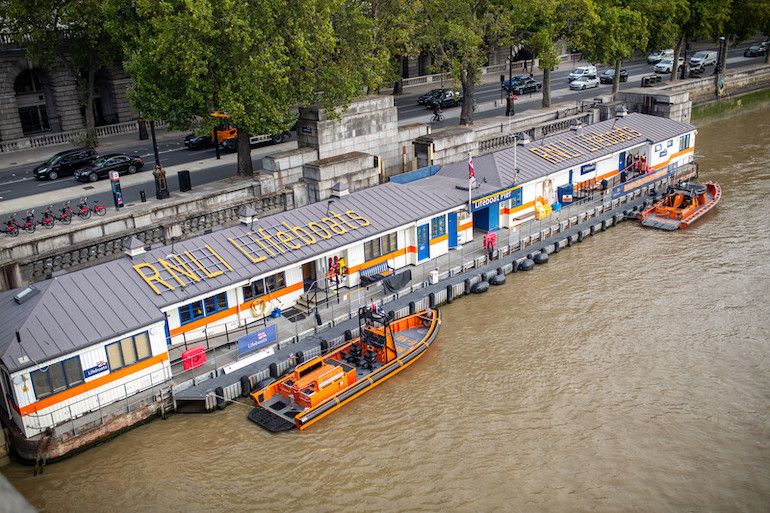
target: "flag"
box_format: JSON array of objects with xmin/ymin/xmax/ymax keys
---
[{"xmin": 469, "ymin": 155, "xmax": 477, "ymax": 188}]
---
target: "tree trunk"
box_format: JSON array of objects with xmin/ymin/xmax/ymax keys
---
[
  {"xmin": 671, "ymin": 35, "xmax": 685, "ymax": 83},
  {"xmin": 393, "ymin": 54, "xmax": 404, "ymax": 95},
  {"xmin": 721, "ymin": 38, "xmax": 730, "ymax": 72},
  {"xmin": 612, "ymin": 59, "xmax": 621, "ymax": 95},
  {"xmin": 459, "ymin": 68, "xmax": 475, "ymax": 125},
  {"xmin": 542, "ymin": 68, "xmax": 551, "ymax": 108},
  {"xmin": 84, "ymin": 55, "xmax": 98, "ymax": 148},
  {"xmin": 236, "ymin": 128, "xmax": 254, "ymax": 178}
]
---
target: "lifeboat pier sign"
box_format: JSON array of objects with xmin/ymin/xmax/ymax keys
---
[{"xmin": 471, "ymin": 185, "xmax": 522, "ymax": 213}]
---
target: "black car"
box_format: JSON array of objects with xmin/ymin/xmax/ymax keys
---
[
  {"xmin": 744, "ymin": 44, "xmax": 767, "ymax": 57},
  {"xmin": 599, "ymin": 68, "xmax": 629, "ymax": 84},
  {"xmin": 184, "ymin": 133, "xmax": 214, "ymax": 150},
  {"xmin": 506, "ymin": 77, "xmax": 542, "ymax": 95},
  {"xmin": 73, "ymin": 153, "xmax": 144, "ymax": 182},
  {"xmin": 417, "ymin": 89, "xmax": 445, "ymax": 105},
  {"xmin": 426, "ymin": 90, "xmax": 463, "ymax": 109},
  {"xmin": 33, "ymin": 148, "xmax": 98, "ymax": 180}
]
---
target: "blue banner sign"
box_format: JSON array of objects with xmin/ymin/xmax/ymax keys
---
[
  {"xmin": 238, "ymin": 325, "xmax": 277, "ymax": 356},
  {"xmin": 580, "ymin": 162, "xmax": 597, "ymax": 175},
  {"xmin": 84, "ymin": 361, "xmax": 109, "ymax": 378},
  {"xmin": 471, "ymin": 185, "xmax": 521, "ymax": 213}
]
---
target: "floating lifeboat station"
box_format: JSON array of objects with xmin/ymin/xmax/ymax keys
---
[{"xmin": 0, "ymin": 112, "xmax": 702, "ymax": 464}]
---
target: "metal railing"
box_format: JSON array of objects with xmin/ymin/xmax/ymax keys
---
[{"xmin": 21, "ymin": 370, "xmax": 170, "ymax": 441}]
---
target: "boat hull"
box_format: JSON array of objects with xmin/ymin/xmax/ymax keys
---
[
  {"xmin": 639, "ymin": 181, "xmax": 721, "ymax": 230},
  {"xmin": 249, "ymin": 309, "xmax": 441, "ymax": 431}
]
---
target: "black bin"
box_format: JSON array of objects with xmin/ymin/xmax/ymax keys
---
[{"xmin": 178, "ymin": 170, "xmax": 192, "ymax": 192}]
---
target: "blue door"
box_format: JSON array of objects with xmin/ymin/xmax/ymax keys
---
[
  {"xmin": 448, "ymin": 213, "xmax": 458, "ymax": 248},
  {"xmin": 417, "ymin": 224, "xmax": 430, "ymax": 261},
  {"xmin": 619, "ymin": 151, "xmax": 626, "ymax": 172}
]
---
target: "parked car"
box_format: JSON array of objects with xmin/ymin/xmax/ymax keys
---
[
  {"xmin": 569, "ymin": 75, "xmax": 599, "ymax": 90},
  {"xmin": 74, "ymin": 153, "xmax": 145, "ymax": 182},
  {"xmin": 568, "ymin": 66, "xmax": 597, "ymax": 82},
  {"xmin": 503, "ymin": 76, "xmax": 542, "ymax": 94},
  {"xmin": 641, "ymin": 74, "xmax": 662, "ymax": 87},
  {"xmin": 688, "ymin": 61, "xmax": 707, "ymax": 76},
  {"xmin": 184, "ymin": 133, "xmax": 214, "ymax": 150},
  {"xmin": 647, "ymin": 49, "xmax": 673, "ymax": 64},
  {"xmin": 33, "ymin": 148, "xmax": 98, "ymax": 181},
  {"xmin": 654, "ymin": 57, "xmax": 685, "ymax": 74},
  {"xmin": 744, "ymin": 44, "xmax": 767, "ymax": 57},
  {"xmin": 417, "ymin": 89, "xmax": 445, "ymax": 105},
  {"xmin": 599, "ymin": 68, "xmax": 628, "ymax": 84},
  {"xmin": 688, "ymin": 51, "xmax": 717, "ymax": 67},
  {"xmin": 426, "ymin": 90, "xmax": 463, "ymax": 109}
]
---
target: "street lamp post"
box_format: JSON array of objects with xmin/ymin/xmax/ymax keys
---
[
  {"xmin": 714, "ymin": 36, "xmax": 726, "ymax": 74},
  {"xmin": 681, "ymin": 36, "xmax": 688, "ymax": 80}
]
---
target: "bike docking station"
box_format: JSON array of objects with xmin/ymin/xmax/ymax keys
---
[{"xmin": 110, "ymin": 171, "xmax": 124, "ymax": 211}]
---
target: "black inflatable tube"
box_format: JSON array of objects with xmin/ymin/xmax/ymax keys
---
[
  {"xmin": 240, "ymin": 376, "xmax": 251, "ymax": 397},
  {"xmin": 578, "ymin": 231, "xmax": 583, "ymax": 242},
  {"xmin": 215, "ymin": 386, "xmax": 225, "ymax": 409},
  {"xmin": 567, "ymin": 235, "xmax": 572, "ymax": 247},
  {"xmin": 601, "ymin": 219, "xmax": 607, "ymax": 231},
  {"xmin": 446, "ymin": 285, "xmax": 453, "ymax": 304}
]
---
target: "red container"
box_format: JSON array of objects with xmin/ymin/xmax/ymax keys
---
[
  {"xmin": 483, "ymin": 232, "xmax": 497, "ymax": 249},
  {"xmin": 182, "ymin": 346, "xmax": 206, "ymax": 370}
]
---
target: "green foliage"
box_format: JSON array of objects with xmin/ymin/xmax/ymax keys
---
[{"xmin": 581, "ymin": 5, "xmax": 647, "ymax": 66}]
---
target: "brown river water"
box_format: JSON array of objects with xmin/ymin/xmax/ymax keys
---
[{"xmin": 3, "ymin": 105, "xmax": 770, "ymax": 512}]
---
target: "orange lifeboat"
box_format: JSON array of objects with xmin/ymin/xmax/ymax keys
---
[{"xmin": 638, "ymin": 181, "xmax": 721, "ymax": 230}]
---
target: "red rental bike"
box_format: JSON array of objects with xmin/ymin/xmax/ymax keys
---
[
  {"xmin": 21, "ymin": 210, "xmax": 38, "ymax": 233},
  {"xmin": 60, "ymin": 201, "xmax": 75, "ymax": 222},
  {"xmin": 76, "ymin": 197, "xmax": 106, "ymax": 219},
  {"xmin": 3, "ymin": 214, "xmax": 20, "ymax": 237},
  {"xmin": 39, "ymin": 207, "xmax": 56, "ymax": 229}
]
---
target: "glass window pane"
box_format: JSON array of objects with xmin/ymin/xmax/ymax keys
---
[
  {"xmin": 191, "ymin": 300, "xmax": 204, "ymax": 319},
  {"xmin": 49, "ymin": 363, "xmax": 67, "ymax": 393},
  {"xmin": 31, "ymin": 369, "xmax": 52, "ymax": 399},
  {"xmin": 135, "ymin": 332, "xmax": 151, "ymax": 360},
  {"xmin": 121, "ymin": 337, "xmax": 138, "ymax": 366},
  {"xmin": 106, "ymin": 341, "xmax": 123, "ymax": 370},
  {"xmin": 179, "ymin": 306, "xmax": 191, "ymax": 324},
  {"xmin": 274, "ymin": 272, "xmax": 285, "ymax": 289},
  {"xmin": 254, "ymin": 280, "xmax": 265, "ymax": 296},
  {"xmin": 204, "ymin": 296, "xmax": 216, "ymax": 314},
  {"xmin": 63, "ymin": 357, "xmax": 84, "ymax": 387},
  {"xmin": 216, "ymin": 292, "xmax": 228, "ymax": 310},
  {"xmin": 242, "ymin": 285, "xmax": 254, "ymax": 301}
]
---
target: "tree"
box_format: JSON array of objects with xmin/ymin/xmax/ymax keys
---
[
  {"xmin": 725, "ymin": 0, "xmax": 770, "ymax": 64},
  {"xmin": 667, "ymin": 0, "xmax": 732, "ymax": 81},
  {"xmin": 415, "ymin": 0, "xmax": 532, "ymax": 125},
  {"xmin": 1, "ymin": 0, "xmax": 123, "ymax": 147},
  {"xmin": 581, "ymin": 4, "xmax": 647, "ymax": 94},
  {"xmin": 524, "ymin": 0, "xmax": 597, "ymax": 108},
  {"xmin": 126, "ymin": 0, "xmax": 389, "ymax": 178}
]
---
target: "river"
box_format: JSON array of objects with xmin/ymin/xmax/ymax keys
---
[{"xmin": 3, "ymin": 105, "xmax": 770, "ymax": 513}]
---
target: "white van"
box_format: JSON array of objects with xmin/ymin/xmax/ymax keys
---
[
  {"xmin": 568, "ymin": 65, "xmax": 597, "ymax": 82},
  {"xmin": 689, "ymin": 51, "xmax": 717, "ymax": 67}
]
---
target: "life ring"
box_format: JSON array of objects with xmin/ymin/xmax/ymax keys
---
[{"xmin": 251, "ymin": 299, "xmax": 266, "ymax": 317}]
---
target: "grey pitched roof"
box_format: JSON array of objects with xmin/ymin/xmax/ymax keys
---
[
  {"xmin": 436, "ymin": 113, "xmax": 696, "ymax": 195},
  {"xmin": 0, "ymin": 181, "xmax": 466, "ymax": 373}
]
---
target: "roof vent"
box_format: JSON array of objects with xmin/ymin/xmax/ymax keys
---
[
  {"xmin": 616, "ymin": 105, "xmax": 628, "ymax": 118},
  {"xmin": 238, "ymin": 207, "xmax": 259, "ymax": 227},
  {"xmin": 14, "ymin": 285, "xmax": 39, "ymax": 304},
  {"xmin": 123, "ymin": 236, "xmax": 146, "ymax": 258},
  {"xmin": 330, "ymin": 182, "xmax": 349, "ymax": 199}
]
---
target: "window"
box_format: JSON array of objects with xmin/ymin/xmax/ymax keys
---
[
  {"xmin": 364, "ymin": 239, "xmax": 381, "ymax": 261},
  {"xmin": 431, "ymin": 216, "xmax": 446, "ymax": 238},
  {"xmin": 178, "ymin": 292, "xmax": 228, "ymax": 325},
  {"xmin": 242, "ymin": 272, "xmax": 286, "ymax": 301},
  {"xmin": 106, "ymin": 331, "xmax": 152, "ymax": 372},
  {"xmin": 30, "ymin": 356, "xmax": 84, "ymax": 400},
  {"xmin": 381, "ymin": 232, "xmax": 397, "ymax": 254},
  {"xmin": 679, "ymin": 134, "xmax": 691, "ymax": 152}
]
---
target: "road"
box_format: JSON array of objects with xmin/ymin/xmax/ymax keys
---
[{"xmin": 0, "ymin": 43, "xmax": 763, "ymax": 218}]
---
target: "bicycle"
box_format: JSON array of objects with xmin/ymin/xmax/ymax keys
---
[
  {"xmin": 3, "ymin": 214, "xmax": 20, "ymax": 237},
  {"xmin": 45, "ymin": 204, "xmax": 71, "ymax": 225},
  {"xmin": 55, "ymin": 202, "xmax": 73, "ymax": 224},
  {"xmin": 430, "ymin": 113, "xmax": 445, "ymax": 123},
  {"xmin": 39, "ymin": 207, "xmax": 55, "ymax": 229},
  {"xmin": 79, "ymin": 196, "xmax": 106, "ymax": 217},
  {"xmin": 21, "ymin": 210, "xmax": 38, "ymax": 233}
]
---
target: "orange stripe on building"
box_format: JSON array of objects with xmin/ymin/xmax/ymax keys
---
[
  {"xmin": 346, "ymin": 248, "xmax": 407, "ymax": 274},
  {"xmin": 429, "ymin": 233, "xmax": 448, "ymax": 245},
  {"xmin": 20, "ymin": 353, "xmax": 169, "ymax": 416},
  {"xmin": 458, "ymin": 222, "xmax": 472, "ymax": 231},
  {"xmin": 171, "ymin": 282, "xmax": 303, "ymax": 336},
  {"xmin": 652, "ymin": 147, "xmax": 693, "ymax": 170}
]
